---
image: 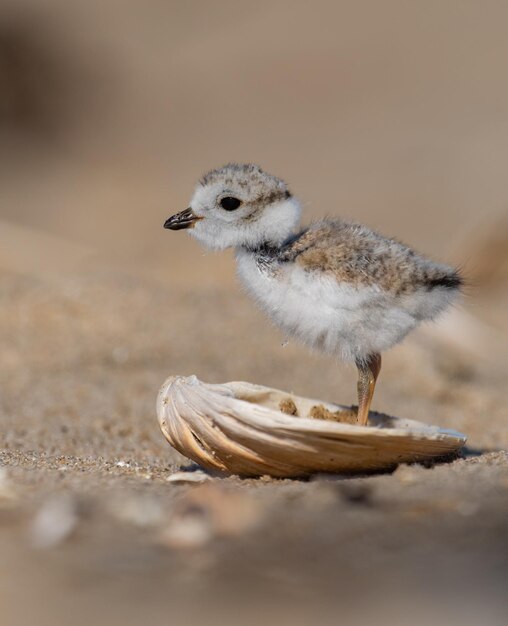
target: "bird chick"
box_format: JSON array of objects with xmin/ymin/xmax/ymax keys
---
[{"xmin": 164, "ymin": 163, "xmax": 462, "ymax": 426}]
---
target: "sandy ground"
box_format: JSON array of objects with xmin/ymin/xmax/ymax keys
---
[
  {"xmin": 1, "ymin": 2, "xmax": 508, "ymax": 624},
  {"xmin": 1, "ymin": 266, "xmax": 507, "ymax": 626}
]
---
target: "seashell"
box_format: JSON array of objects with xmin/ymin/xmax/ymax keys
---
[
  {"xmin": 157, "ymin": 376, "xmax": 467, "ymax": 478},
  {"xmin": 165, "ymin": 470, "xmax": 212, "ymax": 484}
]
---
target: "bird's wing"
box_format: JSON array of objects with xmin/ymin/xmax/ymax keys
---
[{"xmin": 286, "ymin": 220, "xmax": 460, "ymax": 295}]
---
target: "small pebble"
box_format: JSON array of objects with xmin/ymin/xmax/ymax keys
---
[
  {"xmin": 165, "ymin": 470, "xmax": 212, "ymax": 484},
  {"xmin": 159, "ymin": 515, "xmax": 213, "ymax": 550},
  {"xmin": 30, "ymin": 495, "xmax": 78, "ymax": 549},
  {"xmin": 393, "ymin": 463, "xmax": 425, "ymax": 484},
  {"xmin": 108, "ymin": 495, "xmax": 164, "ymax": 528},
  {"xmin": 0, "ymin": 468, "xmax": 19, "ymax": 507},
  {"xmin": 337, "ymin": 482, "xmax": 373, "ymax": 506}
]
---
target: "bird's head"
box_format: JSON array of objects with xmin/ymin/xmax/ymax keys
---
[{"xmin": 164, "ymin": 163, "xmax": 301, "ymax": 250}]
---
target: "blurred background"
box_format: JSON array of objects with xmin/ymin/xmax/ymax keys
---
[
  {"xmin": 1, "ymin": 1, "xmax": 508, "ymax": 625},
  {"xmin": 2, "ymin": 0, "xmax": 508, "ymax": 278}
]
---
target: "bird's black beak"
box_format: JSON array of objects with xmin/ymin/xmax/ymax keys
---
[{"xmin": 163, "ymin": 208, "xmax": 201, "ymax": 231}]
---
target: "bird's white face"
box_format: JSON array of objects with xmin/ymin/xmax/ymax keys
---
[{"xmin": 164, "ymin": 164, "xmax": 302, "ymax": 250}]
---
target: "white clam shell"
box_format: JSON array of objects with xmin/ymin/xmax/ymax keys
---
[{"xmin": 157, "ymin": 376, "xmax": 467, "ymax": 478}]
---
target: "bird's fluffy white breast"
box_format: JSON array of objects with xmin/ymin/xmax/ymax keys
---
[{"xmin": 235, "ymin": 249, "xmax": 445, "ymax": 362}]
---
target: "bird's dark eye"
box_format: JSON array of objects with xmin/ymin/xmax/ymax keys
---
[{"xmin": 220, "ymin": 196, "xmax": 241, "ymax": 211}]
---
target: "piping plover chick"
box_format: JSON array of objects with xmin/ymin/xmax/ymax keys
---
[{"xmin": 164, "ymin": 163, "xmax": 462, "ymax": 426}]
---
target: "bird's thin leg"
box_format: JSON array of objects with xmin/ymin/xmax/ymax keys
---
[{"xmin": 355, "ymin": 353, "xmax": 382, "ymax": 426}]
